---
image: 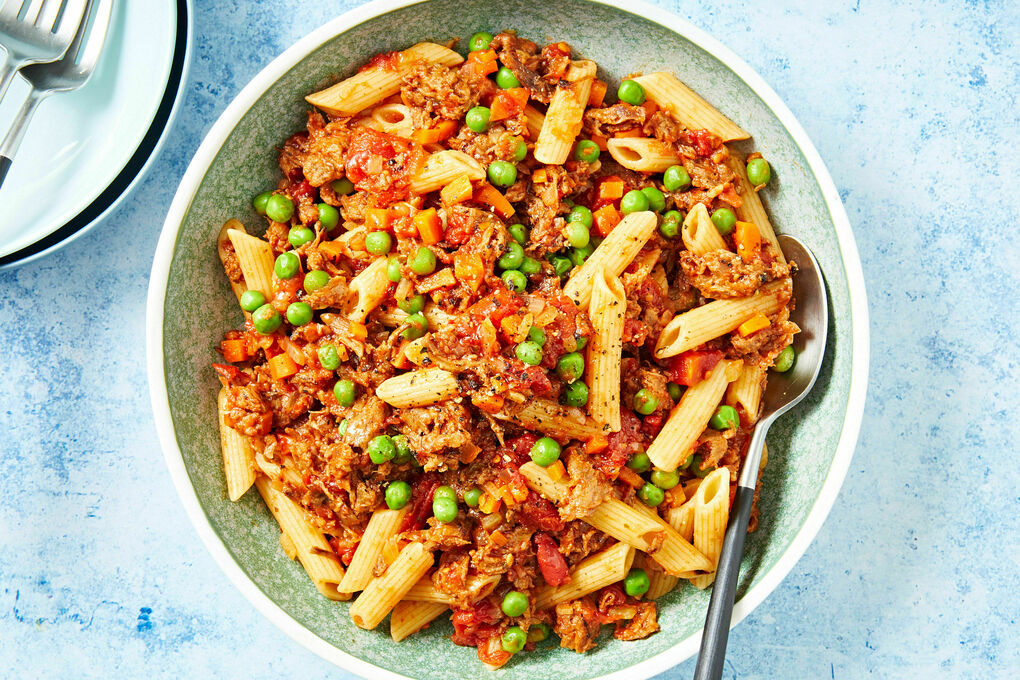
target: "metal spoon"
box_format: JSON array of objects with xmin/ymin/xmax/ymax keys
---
[{"xmin": 693, "ymin": 234, "xmax": 828, "ymax": 680}]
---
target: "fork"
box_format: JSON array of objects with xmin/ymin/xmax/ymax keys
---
[
  {"xmin": 0, "ymin": 0, "xmax": 111, "ymax": 187},
  {"xmin": 0, "ymin": 0, "xmax": 89, "ymax": 102}
]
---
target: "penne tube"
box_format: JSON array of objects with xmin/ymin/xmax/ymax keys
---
[
  {"xmin": 306, "ymin": 43, "xmax": 464, "ymax": 117},
  {"xmin": 606, "ymin": 137, "xmax": 681, "ymax": 173},
  {"xmin": 667, "ymin": 499, "xmax": 697, "ymax": 544},
  {"xmin": 641, "ymin": 556, "xmax": 679, "ymax": 601},
  {"xmin": 375, "ymin": 368, "xmax": 460, "ymax": 407},
  {"xmin": 375, "ymin": 303, "xmax": 455, "ymax": 329},
  {"xmin": 217, "ymin": 219, "xmax": 249, "ymax": 304},
  {"xmin": 682, "ymin": 203, "xmax": 729, "ymax": 256},
  {"xmin": 586, "ymin": 268, "xmax": 626, "ymax": 432},
  {"xmin": 349, "ymin": 541, "xmax": 434, "ymax": 630},
  {"xmin": 217, "ymin": 387, "xmax": 255, "ymax": 501},
  {"xmin": 534, "ymin": 542, "xmax": 635, "ymax": 610},
  {"xmin": 632, "ymin": 72, "xmax": 749, "ymax": 142},
  {"xmin": 410, "ymin": 149, "xmax": 486, "ymax": 195},
  {"xmin": 690, "ymin": 468, "xmax": 731, "ymax": 589},
  {"xmin": 338, "ymin": 507, "xmax": 409, "ymax": 594},
  {"xmin": 727, "ymin": 150, "xmax": 786, "ymax": 263},
  {"xmin": 563, "ymin": 211, "xmax": 657, "ymax": 309},
  {"xmin": 726, "ymin": 364, "xmax": 766, "ymax": 420},
  {"xmin": 227, "ymin": 229, "xmax": 275, "ymax": 301},
  {"xmin": 524, "ymin": 104, "xmax": 545, "ymax": 139},
  {"xmin": 348, "ymin": 257, "xmax": 390, "ymax": 322},
  {"xmin": 646, "ymin": 361, "xmax": 738, "ymax": 471},
  {"xmin": 254, "ymin": 477, "xmax": 349, "ymax": 601},
  {"xmin": 390, "ymin": 600, "xmax": 448, "ymax": 642},
  {"xmin": 654, "ymin": 279, "xmax": 789, "ymax": 359},
  {"xmin": 492, "ymin": 398, "xmax": 599, "ymax": 442},
  {"xmin": 370, "ymin": 102, "xmax": 414, "ymax": 138},
  {"xmin": 534, "ymin": 60, "xmax": 597, "ymax": 164},
  {"xmin": 403, "ymin": 572, "xmax": 500, "ymax": 604}
]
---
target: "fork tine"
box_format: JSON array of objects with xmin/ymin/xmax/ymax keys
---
[
  {"xmin": 35, "ymin": 0, "xmax": 64, "ymax": 30},
  {"xmin": 0, "ymin": 1, "xmax": 22, "ymax": 20},
  {"xmin": 21, "ymin": 0, "xmax": 43, "ymax": 23},
  {"xmin": 72, "ymin": 0, "xmax": 109, "ymax": 68},
  {"xmin": 52, "ymin": 0, "xmax": 87, "ymax": 43}
]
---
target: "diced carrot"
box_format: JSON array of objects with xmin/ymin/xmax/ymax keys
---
[
  {"xmin": 478, "ymin": 492, "xmax": 501, "ymax": 515},
  {"xmin": 490, "ymin": 87, "xmax": 529, "ymax": 121},
  {"xmin": 589, "ymin": 134, "xmax": 609, "ymax": 151},
  {"xmin": 460, "ymin": 442, "xmax": 481, "ymax": 463},
  {"xmin": 412, "ymin": 207, "xmax": 444, "ymax": 245},
  {"xmin": 318, "ymin": 240, "xmax": 344, "ymax": 258},
  {"xmin": 509, "ymin": 480, "xmax": 529, "ymax": 503},
  {"xmin": 598, "ymin": 179, "xmax": 625, "ymax": 200},
  {"xmin": 532, "ymin": 168, "xmax": 548, "ymax": 183},
  {"xmin": 735, "ymin": 220, "xmax": 762, "ymax": 262},
  {"xmin": 612, "ymin": 127, "xmax": 644, "ymax": 138},
  {"xmin": 665, "ymin": 485, "xmax": 687, "ymax": 506},
  {"xmin": 585, "ymin": 433, "xmax": 609, "ymax": 455},
  {"xmin": 489, "ymin": 530, "xmax": 508, "ymax": 547},
  {"xmin": 440, "ymin": 175, "xmax": 474, "ymax": 206},
  {"xmin": 640, "ymin": 99, "xmax": 659, "ymax": 117},
  {"xmin": 472, "ymin": 392, "xmax": 505, "ymax": 414},
  {"xmin": 465, "ymin": 48, "xmax": 498, "ymax": 76},
  {"xmin": 472, "ymin": 183, "xmax": 515, "ymax": 219},
  {"xmin": 588, "ymin": 79, "xmax": 608, "ymax": 107},
  {"xmin": 364, "ymin": 208, "xmax": 393, "ymax": 232},
  {"xmin": 546, "ymin": 460, "xmax": 566, "ymax": 482},
  {"xmin": 593, "ymin": 203, "xmax": 622, "ymax": 236},
  {"xmin": 220, "ymin": 339, "xmax": 249, "ymax": 363},
  {"xmin": 268, "ymin": 353, "xmax": 299, "ymax": 380},
  {"xmin": 498, "ymin": 485, "xmax": 517, "ymax": 506},
  {"xmin": 412, "ymin": 119, "xmax": 457, "ymax": 145},
  {"xmin": 738, "ymin": 312, "xmax": 771, "ymax": 337},
  {"xmin": 454, "ymin": 251, "xmax": 485, "ymax": 292},
  {"xmin": 618, "ymin": 466, "xmax": 645, "ymax": 489},
  {"xmin": 416, "ymin": 268, "xmax": 456, "ymax": 293},
  {"xmin": 348, "ymin": 321, "xmax": 368, "ymax": 340}
]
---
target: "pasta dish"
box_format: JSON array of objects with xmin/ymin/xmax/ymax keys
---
[{"xmin": 211, "ymin": 30, "xmax": 797, "ymax": 668}]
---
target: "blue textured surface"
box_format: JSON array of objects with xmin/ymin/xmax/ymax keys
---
[{"xmin": 0, "ymin": 1, "xmax": 1017, "ymax": 678}]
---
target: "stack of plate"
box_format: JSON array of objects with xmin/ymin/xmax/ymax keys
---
[{"xmin": 0, "ymin": 0, "xmax": 191, "ymax": 269}]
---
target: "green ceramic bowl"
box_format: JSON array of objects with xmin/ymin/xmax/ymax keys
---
[{"xmin": 146, "ymin": 1, "xmax": 869, "ymax": 677}]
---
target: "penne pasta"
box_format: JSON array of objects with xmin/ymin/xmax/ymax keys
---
[
  {"xmin": 370, "ymin": 102, "xmax": 414, "ymax": 138},
  {"xmin": 403, "ymin": 572, "xmax": 500, "ymax": 604},
  {"xmin": 606, "ymin": 137, "xmax": 681, "ymax": 173},
  {"xmin": 727, "ymin": 363, "xmax": 766, "ymax": 420},
  {"xmin": 524, "ymin": 104, "xmax": 545, "ymax": 140},
  {"xmin": 632, "ymin": 72, "xmax": 750, "ymax": 142},
  {"xmin": 226, "ymin": 229, "xmax": 275, "ymax": 300},
  {"xmin": 690, "ymin": 468, "xmax": 731, "ymax": 589},
  {"xmin": 338, "ymin": 506, "xmax": 408, "ymax": 594},
  {"xmin": 375, "ymin": 367, "xmax": 460, "ymax": 407},
  {"xmin": 306, "ymin": 42, "xmax": 464, "ymax": 117},
  {"xmin": 586, "ymin": 268, "xmax": 626, "ymax": 432},
  {"xmin": 390, "ymin": 600, "xmax": 448, "ymax": 642},
  {"xmin": 217, "ymin": 219, "xmax": 249, "ymax": 304},
  {"xmin": 493, "ymin": 398, "xmax": 599, "ymax": 442},
  {"xmin": 410, "ymin": 150, "xmax": 486, "ymax": 195},
  {"xmin": 217, "ymin": 387, "xmax": 255, "ymax": 501},
  {"xmin": 667, "ymin": 499, "xmax": 697, "ymax": 544},
  {"xmin": 682, "ymin": 203, "xmax": 729, "ymax": 256},
  {"xmin": 563, "ymin": 211, "xmax": 658, "ymax": 309},
  {"xmin": 534, "ymin": 60, "xmax": 597, "ymax": 164},
  {"xmin": 654, "ymin": 279, "xmax": 790, "ymax": 359},
  {"xmin": 727, "ymin": 150, "xmax": 786, "ymax": 263},
  {"xmin": 534, "ymin": 541, "xmax": 635, "ymax": 610},
  {"xmin": 348, "ymin": 257, "xmax": 390, "ymax": 322},
  {"xmin": 349, "ymin": 541, "xmax": 434, "ymax": 630}
]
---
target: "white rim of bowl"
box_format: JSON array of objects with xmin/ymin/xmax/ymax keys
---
[{"xmin": 146, "ymin": 1, "xmax": 870, "ymax": 678}]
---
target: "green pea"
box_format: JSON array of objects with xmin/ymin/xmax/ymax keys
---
[
  {"xmin": 463, "ymin": 487, "xmax": 482, "ymax": 508},
  {"xmin": 640, "ymin": 187, "xmax": 666, "ymax": 213},
  {"xmin": 568, "ymin": 205, "xmax": 593, "ymax": 228},
  {"xmin": 623, "ymin": 568, "xmax": 650, "ymax": 597},
  {"xmin": 621, "ymin": 189, "xmax": 650, "ymax": 214},
  {"xmin": 638, "ymin": 483, "xmax": 665, "ymax": 507},
  {"xmin": 659, "ymin": 210, "xmax": 682, "ymax": 238},
  {"xmin": 252, "ymin": 304, "xmax": 282, "ymax": 335},
  {"xmin": 432, "ymin": 496, "xmax": 458, "ymax": 523},
  {"xmin": 678, "ymin": 453, "xmax": 694, "ymax": 470},
  {"xmin": 365, "ymin": 230, "xmax": 392, "ymax": 255},
  {"xmin": 289, "ymin": 226, "xmax": 315, "ymax": 248},
  {"xmin": 385, "ymin": 481, "xmax": 411, "ymax": 510},
  {"xmin": 530, "ymin": 437, "xmax": 562, "ymax": 467},
  {"xmin": 555, "ymin": 352, "xmax": 585, "ymax": 383},
  {"xmin": 710, "ymin": 405, "xmax": 739, "ymax": 430},
  {"xmin": 573, "ymin": 139, "xmax": 600, "ymax": 163},
  {"xmin": 488, "ymin": 160, "xmax": 517, "ymax": 188},
  {"xmin": 633, "ymin": 388, "xmax": 659, "ymax": 415},
  {"xmin": 508, "ymin": 223, "xmax": 528, "ymax": 244},
  {"xmin": 690, "ymin": 454, "xmax": 713, "ymax": 478},
  {"xmin": 368, "ymin": 435, "xmax": 396, "ymax": 464},
  {"xmin": 512, "ymin": 138, "xmax": 528, "ymax": 162},
  {"xmin": 286, "ymin": 302, "xmax": 313, "ymax": 326},
  {"xmin": 266, "ymin": 194, "xmax": 294, "ymax": 223},
  {"xmin": 516, "ymin": 340, "xmax": 543, "ymax": 366},
  {"xmin": 496, "ymin": 66, "xmax": 520, "ymax": 89},
  {"xmin": 528, "ymin": 622, "xmax": 551, "ymax": 643},
  {"xmin": 498, "ymin": 241, "xmax": 525, "ymax": 270},
  {"xmin": 337, "ymin": 418, "xmax": 349, "ymax": 437},
  {"xmin": 253, "ymin": 191, "xmax": 272, "ymax": 215},
  {"xmin": 274, "ymin": 252, "xmax": 300, "ymax": 280},
  {"xmin": 747, "ymin": 158, "xmax": 771, "ymax": 186},
  {"xmin": 528, "ymin": 326, "xmax": 547, "ymax": 346},
  {"xmin": 465, "ymin": 106, "xmax": 491, "ymax": 133},
  {"xmin": 650, "ymin": 468, "xmax": 680, "ymax": 490},
  {"xmin": 402, "ymin": 312, "xmax": 429, "ymax": 340},
  {"xmin": 663, "ymin": 165, "xmax": 691, "ymax": 192},
  {"xmin": 409, "ymin": 247, "xmax": 437, "ymax": 275},
  {"xmin": 551, "ymin": 255, "xmax": 572, "ymax": 276},
  {"xmin": 562, "ymin": 380, "xmax": 589, "ymax": 407},
  {"xmin": 434, "ymin": 485, "xmax": 457, "ymax": 502},
  {"xmin": 565, "ymin": 221, "xmax": 590, "ymax": 249},
  {"xmin": 568, "ymin": 242, "xmax": 594, "ymax": 267},
  {"xmin": 773, "ymin": 345, "xmax": 796, "ymax": 372},
  {"xmin": 334, "ymin": 379, "xmax": 356, "ymax": 406},
  {"xmin": 468, "ymin": 31, "xmax": 493, "ymax": 52},
  {"xmin": 316, "ymin": 203, "xmax": 340, "ymax": 231},
  {"xmin": 303, "ymin": 269, "xmax": 330, "ymax": 293},
  {"xmin": 392, "ymin": 434, "xmax": 412, "ymax": 464},
  {"xmin": 574, "ymin": 336, "xmax": 588, "ymax": 351},
  {"xmin": 386, "ymin": 256, "xmax": 402, "ymax": 282},
  {"xmin": 318, "ymin": 344, "xmax": 340, "ymax": 371},
  {"xmin": 711, "ymin": 208, "xmax": 737, "ymax": 236},
  {"xmin": 239, "ymin": 289, "xmax": 266, "ymax": 312},
  {"xmin": 667, "ymin": 382, "xmax": 684, "ymax": 402},
  {"xmin": 502, "ymin": 626, "xmax": 526, "ymax": 654},
  {"xmin": 502, "ymin": 269, "xmax": 527, "ymax": 292},
  {"xmin": 330, "ymin": 178, "xmax": 354, "ymax": 195},
  {"xmin": 501, "ymin": 591, "xmax": 529, "ymax": 617},
  {"xmin": 627, "ymin": 451, "xmax": 652, "ymax": 473},
  {"xmin": 519, "ymin": 256, "xmax": 542, "ymax": 276},
  {"xmin": 617, "ymin": 79, "xmax": 646, "ymax": 105},
  {"xmin": 398, "ymin": 294, "xmax": 426, "ymax": 314}
]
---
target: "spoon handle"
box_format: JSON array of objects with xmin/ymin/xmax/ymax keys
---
[{"xmin": 693, "ymin": 425, "xmax": 769, "ymax": 680}]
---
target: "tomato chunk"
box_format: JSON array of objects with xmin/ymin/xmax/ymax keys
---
[{"xmin": 534, "ymin": 532, "xmax": 570, "ymax": 586}]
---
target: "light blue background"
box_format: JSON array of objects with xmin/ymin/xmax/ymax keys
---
[{"xmin": 2, "ymin": 1, "xmax": 1017, "ymax": 678}]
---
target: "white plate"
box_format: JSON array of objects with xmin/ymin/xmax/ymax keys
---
[{"xmin": 0, "ymin": 0, "xmax": 177, "ymax": 257}]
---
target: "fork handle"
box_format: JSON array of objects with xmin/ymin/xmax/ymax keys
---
[{"xmin": 0, "ymin": 89, "xmax": 46, "ymax": 189}]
